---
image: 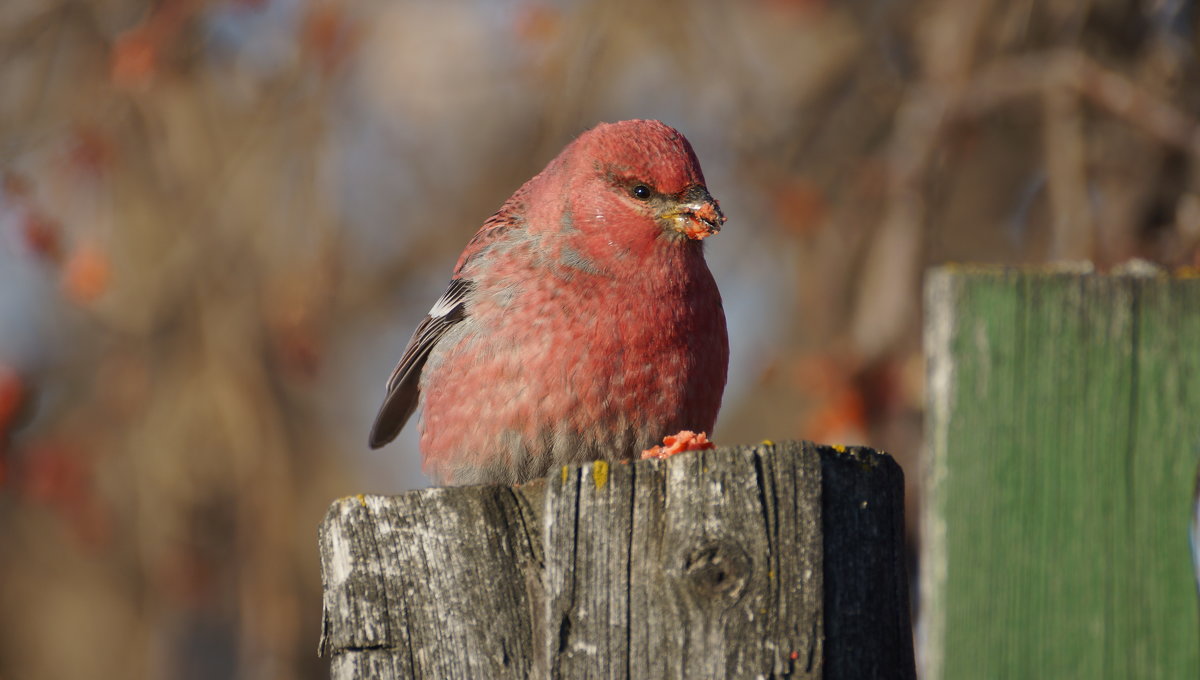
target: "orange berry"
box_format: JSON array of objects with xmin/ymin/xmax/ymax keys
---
[{"xmin": 62, "ymin": 244, "xmax": 111, "ymax": 304}]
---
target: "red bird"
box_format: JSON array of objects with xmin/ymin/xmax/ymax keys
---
[{"xmin": 369, "ymin": 119, "xmax": 729, "ymax": 485}]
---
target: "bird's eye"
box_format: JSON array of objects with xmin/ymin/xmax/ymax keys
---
[{"xmin": 631, "ymin": 184, "xmax": 652, "ymax": 200}]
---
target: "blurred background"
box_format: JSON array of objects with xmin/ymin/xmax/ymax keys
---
[{"xmin": 2, "ymin": 0, "xmax": 1199, "ymax": 677}]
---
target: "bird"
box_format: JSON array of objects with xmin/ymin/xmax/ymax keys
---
[{"xmin": 369, "ymin": 119, "xmax": 729, "ymax": 485}]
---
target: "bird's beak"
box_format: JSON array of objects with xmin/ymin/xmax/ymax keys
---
[{"xmin": 658, "ymin": 185, "xmax": 726, "ymax": 240}]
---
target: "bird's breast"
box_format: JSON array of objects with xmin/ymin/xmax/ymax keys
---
[{"xmin": 419, "ymin": 239, "xmax": 727, "ymax": 484}]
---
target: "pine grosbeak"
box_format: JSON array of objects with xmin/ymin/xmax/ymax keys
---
[{"xmin": 369, "ymin": 119, "xmax": 728, "ymax": 485}]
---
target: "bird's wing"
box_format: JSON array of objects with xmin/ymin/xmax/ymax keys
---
[
  {"xmin": 452, "ymin": 179, "xmax": 534, "ymax": 274},
  {"xmin": 370, "ymin": 175, "xmax": 533, "ymax": 448},
  {"xmin": 368, "ymin": 277, "xmax": 473, "ymax": 448}
]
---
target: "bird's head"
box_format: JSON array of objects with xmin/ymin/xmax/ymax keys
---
[{"xmin": 552, "ymin": 120, "xmax": 725, "ymax": 249}]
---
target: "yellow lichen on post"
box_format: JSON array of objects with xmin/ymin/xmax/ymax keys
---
[{"xmin": 592, "ymin": 460, "xmax": 609, "ymax": 489}]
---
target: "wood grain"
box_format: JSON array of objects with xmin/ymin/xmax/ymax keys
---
[
  {"xmin": 319, "ymin": 441, "xmax": 913, "ymax": 679},
  {"xmin": 923, "ymin": 267, "xmax": 1200, "ymax": 679}
]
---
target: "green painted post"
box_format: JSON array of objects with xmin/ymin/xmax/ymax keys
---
[{"xmin": 923, "ymin": 266, "xmax": 1200, "ymax": 679}]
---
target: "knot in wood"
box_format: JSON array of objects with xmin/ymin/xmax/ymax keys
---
[{"xmin": 682, "ymin": 539, "xmax": 750, "ymax": 604}]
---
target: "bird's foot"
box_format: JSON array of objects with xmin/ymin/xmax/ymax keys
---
[{"xmin": 640, "ymin": 430, "xmax": 715, "ymax": 460}]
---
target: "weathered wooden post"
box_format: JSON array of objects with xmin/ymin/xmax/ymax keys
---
[
  {"xmin": 318, "ymin": 441, "xmax": 914, "ymax": 678},
  {"xmin": 923, "ymin": 266, "xmax": 1200, "ymax": 679}
]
